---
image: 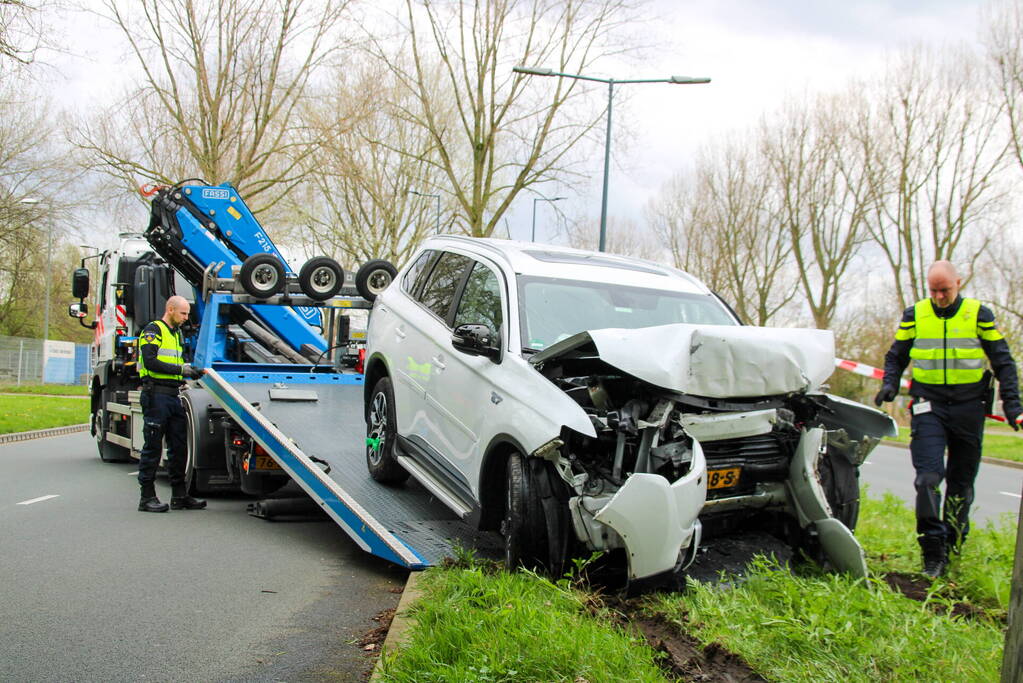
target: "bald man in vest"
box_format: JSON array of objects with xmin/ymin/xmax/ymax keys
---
[
  {"xmin": 136, "ymin": 295, "xmax": 206, "ymax": 512},
  {"xmin": 876, "ymin": 261, "xmax": 1020, "ymax": 577}
]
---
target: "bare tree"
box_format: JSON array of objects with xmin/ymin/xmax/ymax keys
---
[
  {"xmin": 651, "ymin": 139, "xmax": 797, "ymax": 326},
  {"xmin": 283, "ymin": 59, "xmax": 449, "ymax": 268},
  {"xmin": 985, "ymin": 0, "xmax": 1023, "ymax": 172},
  {"xmin": 0, "ymin": 0, "xmax": 45, "ymax": 66},
  {"xmin": 858, "ymin": 47, "xmax": 1010, "ymax": 309},
  {"xmin": 373, "ymin": 0, "xmax": 641, "ymax": 237},
  {"xmin": 564, "ymin": 215, "xmax": 664, "ymax": 261},
  {"xmin": 71, "ymin": 0, "xmax": 351, "ymax": 212},
  {"xmin": 761, "ymin": 93, "xmax": 873, "ymax": 329}
]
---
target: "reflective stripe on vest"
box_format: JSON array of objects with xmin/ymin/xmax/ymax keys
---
[
  {"xmin": 909, "ymin": 298, "xmax": 985, "ymax": 385},
  {"xmin": 137, "ymin": 320, "xmax": 183, "ymax": 382}
]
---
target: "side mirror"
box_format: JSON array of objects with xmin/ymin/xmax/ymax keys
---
[
  {"xmin": 69, "ymin": 302, "xmax": 88, "ymax": 319},
  {"xmin": 72, "ymin": 267, "xmax": 90, "ymax": 299},
  {"xmin": 451, "ymin": 323, "xmax": 501, "ymax": 362}
]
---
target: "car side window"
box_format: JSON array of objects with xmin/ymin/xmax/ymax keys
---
[
  {"xmin": 453, "ymin": 262, "xmax": 503, "ymax": 338},
  {"xmin": 418, "ymin": 251, "xmax": 472, "ymax": 322},
  {"xmin": 401, "ymin": 249, "xmax": 438, "ymax": 299}
]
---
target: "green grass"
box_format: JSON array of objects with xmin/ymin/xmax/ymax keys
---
[
  {"xmin": 886, "ymin": 425, "xmax": 1023, "ymax": 463},
  {"xmin": 645, "ymin": 557, "xmax": 1003, "ymax": 683},
  {"xmin": 375, "ymin": 564, "xmax": 667, "ymax": 682},
  {"xmin": 0, "ymin": 383, "xmax": 89, "ymax": 396},
  {"xmin": 857, "ymin": 491, "xmax": 1017, "ymax": 612},
  {"xmin": 0, "ymin": 395, "xmax": 90, "ymax": 433}
]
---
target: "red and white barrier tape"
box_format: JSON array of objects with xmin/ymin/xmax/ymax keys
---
[{"xmin": 834, "ymin": 357, "xmax": 1016, "ymax": 425}]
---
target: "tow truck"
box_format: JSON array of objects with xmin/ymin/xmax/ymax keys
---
[{"xmin": 70, "ymin": 181, "xmax": 499, "ymax": 569}]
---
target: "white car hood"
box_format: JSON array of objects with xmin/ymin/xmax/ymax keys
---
[{"xmin": 531, "ymin": 323, "xmax": 835, "ymax": 398}]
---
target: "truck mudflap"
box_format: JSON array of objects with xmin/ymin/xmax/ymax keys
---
[{"xmin": 199, "ymin": 368, "xmax": 427, "ymax": 569}]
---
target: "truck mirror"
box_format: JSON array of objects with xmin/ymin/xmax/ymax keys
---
[
  {"xmin": 68, "ymin": 302, "xmax": 88, "ymax": 319},
  {"xmin": 72, "ymin": 267, "xmax": 90, "ymax": 299}
]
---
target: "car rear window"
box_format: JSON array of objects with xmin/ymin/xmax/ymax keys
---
[
  {"xmin": 419, "ymin": 251, "xmax": 472, "ymax": 322},
  {"xmin": 402, "ymin": 249, "xmax": 438, "ymax": 298}
]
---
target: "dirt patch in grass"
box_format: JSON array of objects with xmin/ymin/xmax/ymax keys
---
[
  {"xmin": 882, "ymin": 572, "xmax": 992, "ymax": 621},
  {"xmin": 630, "ymin": 612, "xmax": 766, "ymax": 682}
]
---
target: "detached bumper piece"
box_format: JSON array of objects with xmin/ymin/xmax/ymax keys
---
[{"xmin": 593, "ymin": 446, "xmax": 707, "ymax": 580}]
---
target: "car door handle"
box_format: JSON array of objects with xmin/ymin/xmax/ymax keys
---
[
  {"xmin": 431, "ymin": 355, "xmax": 446, "ymax": 371},
  {"xmin": 395, "ymin": 327, "xmax": 407, "ymax": 340}
]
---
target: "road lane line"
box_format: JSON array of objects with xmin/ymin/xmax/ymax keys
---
[
  {"xmin": 17, "ymin": 494, "xmax": 60, "ymax": 505},
  {"xmin": 128, "ymin": 471, "xmax": 138, "ymax": 476},
  {"xmin": 999, "ymin": 491, "xmax": 1022, "ymax": 499}
]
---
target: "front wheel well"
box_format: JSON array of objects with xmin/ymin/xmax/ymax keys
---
[{"xmin": 477, "ymin": 435, "xmax": 531, "ymax": 532}]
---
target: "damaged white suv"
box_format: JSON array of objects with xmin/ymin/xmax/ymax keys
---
[{"xmin": 363, "ymin": 236, "xmax": 895, "ymax": 583}]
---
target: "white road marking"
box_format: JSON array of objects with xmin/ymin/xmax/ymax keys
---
[
  {"xmin": 17, "ymin": 494, "xmax": 60, "ymax": 505},
  {"xmin": 128, "ymin": 471, "xmax": 138, "ymax": 476},
  {"xmin": 999, "ymin": 491, "xmax": 1023, "ymax": 499}
]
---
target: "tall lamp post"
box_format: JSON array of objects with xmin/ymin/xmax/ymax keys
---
[
  {"xmin": 513, "ymin": 66, "xmax": 710, "ymax": 252},
  {"xmin": 409, "ymin": 190, "xmax": 441, "ymax": 234},
  {"xmin": 531, "ymin": 195, "xmax": 565, "ymax": 242},
  {"xmin": 19, "ymin": 197, "xmax": 50, "ymax": 341}
]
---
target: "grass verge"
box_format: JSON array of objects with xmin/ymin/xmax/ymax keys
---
[
  {"xmin": 0, "ymin": 395, "xmax": 90, "ymax": 433},
  {"xmin": 645, "ymin": 557, "xmax": 1002, "ymax": 683},
  {"xmin": 374, "ymin": 561, "xmax": 668, "ymax": 682},
  {"xmin": 887, "ymin": 425, "xmax": 1023, "ymax": 463},
  {"xmin": 0, "ymin": 383, "xmax": 89, "ymax": 396},
  {"xmin": 380, "ymin": 492, "xmax": 1015, "ymax": 682}
]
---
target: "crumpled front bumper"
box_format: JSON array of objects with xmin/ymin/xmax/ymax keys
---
[{"xmin": 591, "ymin": 444, "xmax": 707, "ymax": 580}]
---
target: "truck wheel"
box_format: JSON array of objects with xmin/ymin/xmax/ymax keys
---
[
  {"xmin": 818, "ymin": 452, "xmax": 860, "ymax": 531},
  {"xmin": 355, "ymin": 259, "xmax": 397, "ymax": 302},
  {"xmin": 183, "ymin": 389, "xmax": 228, "ymax": 495},
  {"xmin": 298, "ymin": 257, "xmax": 344, "ymax": 300},
  {"xmin": 94, "ymin": 406, "xmax": 130, "ymax": 463},
  {"xmin": 502, "ymin": 453, "xmax": 569, "ymax": 576},
  {"xmin": 365, "ymin": 376, "xmax": 409, "ymax": 484},
  {"xmin": 239, "ymin": 253, "xmax": 286, "ymax": 299}
]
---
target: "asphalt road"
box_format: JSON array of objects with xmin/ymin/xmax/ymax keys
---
[
  {"xmin": 0, "ymin": 433, "xmax": 407, "ymax": 682},
  {"xmin": 860, "ymin": 442, "xmax": 1023, "ymax": 525}
]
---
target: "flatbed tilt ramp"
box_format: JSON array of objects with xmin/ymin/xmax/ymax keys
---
[{"xmin": 199, "ymin": 368, "xmax": 501, "ymax": 569}]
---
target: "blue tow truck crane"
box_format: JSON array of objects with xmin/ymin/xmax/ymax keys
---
[{"xmin": 70, "ymin": 180, "xmax": 498, "ymax": 569}]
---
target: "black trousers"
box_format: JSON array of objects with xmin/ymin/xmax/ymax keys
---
[
  {"xmin": 137, "ymin": 389, "xmax": 188, "ymax": 497},
  {"xmin": 909, "ymin": 397, "xmax": 986, "ymax": 546}
]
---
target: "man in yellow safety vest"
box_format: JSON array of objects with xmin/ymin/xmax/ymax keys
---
[
  {"xmin": 136, "ymin": 295, "xmax": 206, "ymax": 512},
  {"xmin": 876, "ymin": 261, "xmax": 1020, "ymax": 577}
]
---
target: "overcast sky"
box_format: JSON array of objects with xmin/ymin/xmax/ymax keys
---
[{"xmin": 42, "ymin": 0, "xmax": 990, "ymax": 246}]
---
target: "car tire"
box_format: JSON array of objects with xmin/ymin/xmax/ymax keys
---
[
  {"xmin": 818, "ymin": 452, "xmax": 860, "ymax": 531},
  {"xmin": 355, "ymin": 259, "xmax": 397, "ymax": 302},
  {"xmin": 298, "ymin": 257, "xmax": 344, "ymax": 300},
  {"xmin": 502, "ymin": 453, "xmax": 569, "ymax": 576},
  {"xmin": 366, "ymin": 377, "xmax": 409, "ymax": 484},
  {"xmin": 239, "ymin": 253, "xmax": 286, "ymax": 299}
]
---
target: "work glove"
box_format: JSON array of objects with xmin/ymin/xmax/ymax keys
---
[
  {"xmin": 182, "ymin": 364, "xmax": 205, "ymax": 380},
  {"xmin": 873, "ymin": 383, "xmax": 897, "ymax": 407},
  {"xmin": 1005, "ymin": 402, "xmax": 1022, "ymax": 432}
]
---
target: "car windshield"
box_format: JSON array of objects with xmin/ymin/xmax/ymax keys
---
[{"xmin": 518, "ymin": 275, "xmax": 738, "ymax": 351}]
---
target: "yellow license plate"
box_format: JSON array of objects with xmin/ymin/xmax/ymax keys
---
[
  {"xmin": 254, "ymin": 454, "xmax": 282, "ymax": 470},
  {"xmin": 707, "ymin": 467, "xmax": 740, "ymax": 490}
]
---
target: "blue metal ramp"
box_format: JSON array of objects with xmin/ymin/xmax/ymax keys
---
[{"xmin": 199, "ymin": 368, "xmax": 501, "ymax": 568}]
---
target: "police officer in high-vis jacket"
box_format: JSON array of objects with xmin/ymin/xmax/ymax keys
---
[
  {"xmin": 876, "ymin": 261, "xmax": 1020, "ymax": 577},
  {"xmin": 136, "ymin": 295, "xmax": 206, "ymax": 513}
]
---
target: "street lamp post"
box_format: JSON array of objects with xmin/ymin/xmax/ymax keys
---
[
  {"xmin": 531, "ymin": 196, "xmax": 565, "ymax": 242},
  {"xmin": 409, "ymin": 190, "xmax": 441, "ymax": 234},
  {"xmin": 18, "ymin": 197, "xmax": 50, "ymax": 341},
  {"xmin": 513, "ymin": 66, "xmax": 710, "ymax": 252}
]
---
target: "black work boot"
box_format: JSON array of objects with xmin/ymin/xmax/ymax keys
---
[
  {"xmin": 919, "ymin": 536, "xmax": 948, "ymax": 578},
  {"xmin": 171, "ymin": 496, "xmax": 207, "ymax": 510},
  {"xmin": 138, "ymin": 496, "xmax": 170, "ymax": 513}
]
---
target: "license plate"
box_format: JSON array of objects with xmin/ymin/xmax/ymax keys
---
[
  {"xmin": 707, "ymin": 467, "xmax": 740, "ymax": 490},
  {"xmin": 254, "ymin": 455, "xmax": 282, "ymax": 470}
]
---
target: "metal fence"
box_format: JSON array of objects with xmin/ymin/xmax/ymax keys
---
[{"xmin": 0, "ymin": 335, "xmax": 91, "ymax": 385}]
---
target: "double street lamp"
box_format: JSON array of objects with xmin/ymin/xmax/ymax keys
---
[
  {"xmin": 531, "ymin": 195, "xmax": 565, "ymax": 242},
  {"xmin": 513, "ymin": 66, "xmax": 710, "ymax": 252}
]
